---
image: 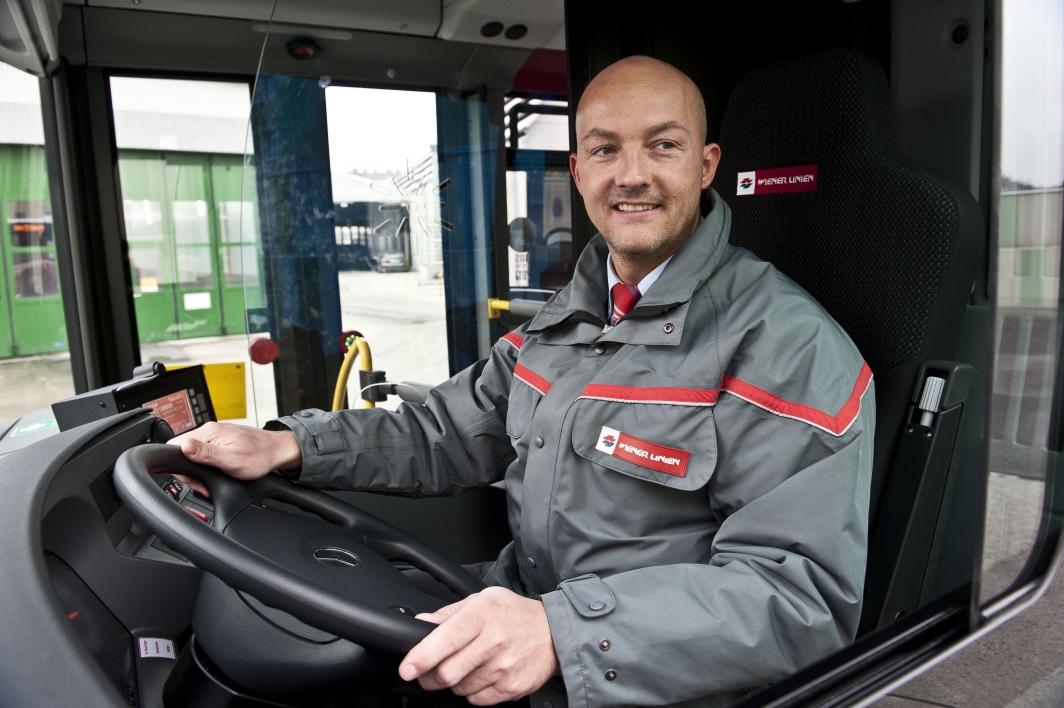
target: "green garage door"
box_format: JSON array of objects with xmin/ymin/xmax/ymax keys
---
[
  {"xmin": 0, "ymin": 145, "xmax": 66, "ymax": 356},
  {"xmin": 167, "ymin": 153, "xmax": 222, "ymax": 339},
  {"xmin": 121, "ymin": 152, "xmax": 174, "ymax": 342},
  {"xmin": 120, "ymin": 150, "xmax": 261, "ymax": 342},
  {"xmin": 210, "ymin": 156, "xmax": 262, "ymax": 335}
]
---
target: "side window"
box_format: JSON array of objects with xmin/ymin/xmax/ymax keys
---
[
  {"xmin": 980, "ymin": 1, "xmax": 1064, "ymax": 602},
  {"xmin": 0, "ymin": 61, "xmax": 75, "ymax": 421}
]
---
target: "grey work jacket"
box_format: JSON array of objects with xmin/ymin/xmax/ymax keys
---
[{"xmin": 274, "ymin": 190, "xmax": 875, "ymax": 708}]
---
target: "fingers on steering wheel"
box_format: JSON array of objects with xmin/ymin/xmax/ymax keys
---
[{"xmin": 400, "ymin": 605, "xmax": 482, "ymax": 682}]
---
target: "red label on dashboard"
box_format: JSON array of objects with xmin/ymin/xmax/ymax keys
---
[
  {"xmin": 594, "ymin": 426, "xmax": 690, "ymax": 477},
  {"xmin": 736, "ymin": 164, "xmax": 818, "ymax": 195}
]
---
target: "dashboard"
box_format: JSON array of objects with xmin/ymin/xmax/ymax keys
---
[{"xmin": 33, "ymin": 412, "xmax": 205, "ymax": 708}]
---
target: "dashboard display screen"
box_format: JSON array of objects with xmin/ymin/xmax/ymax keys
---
[{"xmin": 142, "ymin": 390, "xmax": 196, "ymax": 434}]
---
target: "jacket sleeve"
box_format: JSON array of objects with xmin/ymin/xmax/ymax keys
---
[
  {"xmin": 267, "ymin": 333, "xmax": 520, "ymax": 496},
  {"xmin": 540, "ymin": 380, "xmax": 875, "ymax": 708}
]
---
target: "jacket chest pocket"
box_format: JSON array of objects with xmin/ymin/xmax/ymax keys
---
[{"xmin": 571, "ymin": 396, "xmax": 718, "ymax": 491}]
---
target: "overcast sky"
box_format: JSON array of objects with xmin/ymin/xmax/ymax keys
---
[
  {"xmin": 325, "ymin": 86, "xmax": 438, "ymax": 175},
  {"xmin": 1001, "ymin": 0, "xmax": 1064, "ymax": 187}
]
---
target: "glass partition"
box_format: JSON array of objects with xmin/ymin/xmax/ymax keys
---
[
  {"xmin": 110, "ymin": 76, "xmax": 263, "ymax": 425},
  {"xmin": 242, "ymin": 23, "xmax": 503, "ymax": 418},
  {"xmin": 325, "ymin": 85, "xmax": 449, "ymax": 405}
]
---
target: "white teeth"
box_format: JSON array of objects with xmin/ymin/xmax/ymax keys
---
[{"xmin": 616, "ymin": 203, "xmax": 655, "ymax": 212}]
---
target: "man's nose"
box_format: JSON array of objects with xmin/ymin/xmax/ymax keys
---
[{"xmin": 614, "ymin": 148, "xmax": 650, "ymax": 189}]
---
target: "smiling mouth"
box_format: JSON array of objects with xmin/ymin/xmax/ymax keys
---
[{"xmin": 614, "ymin": 203, "xmax": 660, "ymax": 213}]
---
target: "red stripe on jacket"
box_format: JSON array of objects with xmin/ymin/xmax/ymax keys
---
[
  {"xmin": 576, "ymin": 362, "xmax": 872, "ymax": 436},
  {"xmin": 501, "ymin": 331, "xmax": 524, "ymax": 350},
  {"xmin": 514, "ymin": 363, "xmax": 551, "ymax": 395},
  {"xmin": 579, "ymin": 384, "xmax": 719, "ymax": 406},
  {"xmin": 721, "ymin": 362, "xmax": 873, "ymax": 436}
]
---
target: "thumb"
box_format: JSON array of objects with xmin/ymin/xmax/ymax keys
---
[{"xmin": 181, "ymin": 437, "xmax": 219, "ymax": 465}]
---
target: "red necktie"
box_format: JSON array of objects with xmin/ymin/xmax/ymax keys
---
[{"xmin": 611, "ymin": 283, "xmax": 642, "ymax": 324}]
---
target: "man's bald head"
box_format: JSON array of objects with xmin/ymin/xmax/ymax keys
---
[{"xmin": 577, "ymin": 56, "xmax": 707, "ymax": 145}]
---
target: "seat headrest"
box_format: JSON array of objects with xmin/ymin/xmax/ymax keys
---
[{"xmin": 714, "ymin": 49, "xmax": 982, "ymax": 377}]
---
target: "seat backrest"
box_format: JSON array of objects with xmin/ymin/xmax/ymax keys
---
[{"xmin": 713, "ymin": 49, "xmax": 983, "ymax": 525}]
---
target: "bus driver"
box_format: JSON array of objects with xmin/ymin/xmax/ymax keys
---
[{"xmin": 171, "ymin": 56, "xmax": 875, "ymax": 708}]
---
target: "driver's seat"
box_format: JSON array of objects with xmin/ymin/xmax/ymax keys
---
[{"xmin": 713, "ymin": 49, "xmax": 983, "ymax": 632}]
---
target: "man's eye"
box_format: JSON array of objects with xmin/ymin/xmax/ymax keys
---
[
  {"xmin": 659, "ymin": 141, "xmax": 677, "ymax": 150},
  {"xmin": 593, "ymin": 146, "xmax": 615, "ymax": 156}
]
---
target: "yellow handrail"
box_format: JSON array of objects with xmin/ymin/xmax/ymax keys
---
[
  {"xmin": 332, "ymin": 337, "xmax": 374, "ymax": 411},
  {"xmin": 487, "ymin": 297, "xmax": 510, "ymax": 319},
  {"xmin": 488, "ymin": 297, "xmax": 545, "ymax": 320}
]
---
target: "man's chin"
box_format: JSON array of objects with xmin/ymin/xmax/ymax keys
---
[{"xmin": 600, "ymin": 229, "xmax": 671, "ymax": 259}]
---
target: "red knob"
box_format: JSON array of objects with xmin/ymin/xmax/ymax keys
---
[{"xmin": 249, "ymin": 338, "xmax": 280, "ymax": 365}]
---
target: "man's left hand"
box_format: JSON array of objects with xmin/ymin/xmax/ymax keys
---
[{"xmin": 399, "ymin": 586, "xmax": 561, "ymax": 705}]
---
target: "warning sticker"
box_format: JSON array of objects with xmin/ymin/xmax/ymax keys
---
[{"xmin": 138, "ymin": 637, "xmax": 176, "ymax": 659}]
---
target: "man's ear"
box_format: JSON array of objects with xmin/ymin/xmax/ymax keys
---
[
  {"xmin": 702, "ymin": 143, "xmax": 721, "ymax": 189},
  {"xmin": 570, "ymin": 152, "xmax": 583, "ymax": 194}
]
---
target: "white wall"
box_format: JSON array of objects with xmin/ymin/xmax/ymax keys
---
[
  {"xmin": 0, "ymin": 62, "xmax": 45, "ymax": 145},
  {"xmin": 110, "ymin": 77, "xmax": 252, "ymax": 154}
]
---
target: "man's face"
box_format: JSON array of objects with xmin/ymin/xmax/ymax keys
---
[{"xmin": 571, "ymin": 61, "xmax": 720, "ymax": 260}]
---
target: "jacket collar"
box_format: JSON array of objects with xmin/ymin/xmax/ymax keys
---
[{"xmin": 526, "ymin": 189, "xmax": 733, "ymax": 337}]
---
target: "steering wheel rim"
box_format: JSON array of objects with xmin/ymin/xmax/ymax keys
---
[{"xmin": 113, "ymin": 444, "xmax": 485, "ymax": 655}]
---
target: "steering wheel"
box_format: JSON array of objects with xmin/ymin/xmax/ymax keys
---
[{"xmin": 113, "ymin": 444, "xmax": 486, "ymax": 659}]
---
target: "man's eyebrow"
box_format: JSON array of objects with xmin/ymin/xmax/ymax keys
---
[
  {"xmin": 581, "ymin": 127, "xmax": 621, "ymax": 143},
  {"xmin": 646, "ymin": 120, "xmax": 691, "ymax": 137}
]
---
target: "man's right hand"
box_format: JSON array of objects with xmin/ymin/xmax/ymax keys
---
[{"xmin": 167, "ymin": 422, "xmax": 303, "ymax": 489}]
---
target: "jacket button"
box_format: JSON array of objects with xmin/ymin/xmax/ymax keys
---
[
  {"xmin": 594, "ymin": 344, "xmax": 605, "ymax": 354},
  {"xmin": 297, "ymin": 410, "xmax": 313, "ymax": 418},
  {"xmin": 589, "ymin": 601, "xmax": 605, "ymax": 611},
  {"xmin": 663, "ymin": 323, "xmax": 674, "ymax": 334},
  {"xmin": 542, "ymin": 703, "xmax": 553, "ymax": 708},
  {"xmin": 527, "ymin": 556, "xmax": 537, "ymax": 568},
  {"xmin": 599, "ymin": 639, "xmax": 610, "ymax": 651},
  {"xmin": 605, "ymin": 670, "xmax": 617, "ymax": 681},
  {"xmin": 534, "ymin": 436, "xmax": 544, "ymax": 448}
]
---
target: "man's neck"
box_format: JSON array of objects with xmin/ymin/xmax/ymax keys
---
[{"xmin": 609, "ymin": 211, "xmax": 702, "ymax": 285}]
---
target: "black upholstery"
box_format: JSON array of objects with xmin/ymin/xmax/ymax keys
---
[{"xmin": 714, "ymin": 49, "xmax": 983, "ymax": 525}]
